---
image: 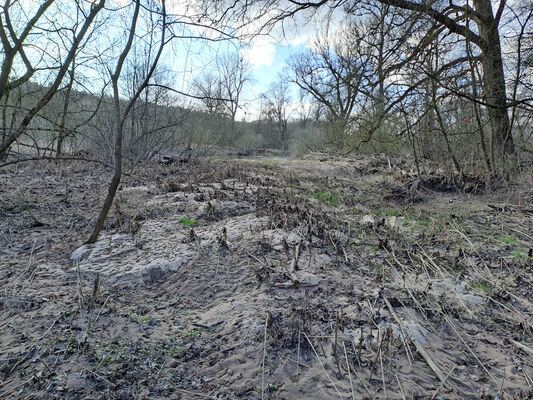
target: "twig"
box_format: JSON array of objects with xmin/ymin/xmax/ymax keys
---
[
  {"xmin": 4, "ymin": 240, "xmax": 37, "ymax": 296},
  {"xmin": 273, "ymin": 281, "xmax": 317, "ymax": 289},
  {"xmin": 0, "ymin": 375, "xmax": 35, "ymax": 398},
  {"xmin": 0, "ymin": 155, "xmax": 113, "ymax": 169},
  {"xmin": 395, "ymin": 373, "xmax": 406, "ymax": 400},
  {"xmin": 430, "ymin": 365, "xmax": 457, "ymax": 400},
  {"xmin": 154, "ymin": 359, "xmax": 167, "ymax": 381},
  {"xmin": 247, "ymin": 251, "xmax": 275, "ymax": 271},
  {"xmin": 296, "ymin": 330, "xmax": 301, "ymax": 379},
  {"xmin": 443, "ymin": 315, "xmax": 498, "ymax": 384},
  {"xmin": 379, "ymin": 344, "xmax": 387, "ymax": 397},
  {"xmin": 347, "ymin": 359, "xmax": 375, "ymax": 399},
  {"xmin": 8, "ymin": 318, "xmax": 57, "ymax": 375},
  {"xmin": 73, "ymin": 361, "xmax": 116, "ymax": 387},
  {"xmin": 175, "ymin": 388, "xmax": 213, "ymax": 398},
  {"xmin": 92, "ymin": 294, "xmax": 111, "ymax": 324}
]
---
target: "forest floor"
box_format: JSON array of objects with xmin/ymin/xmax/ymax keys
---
[{"xmin": 0, "ymin": 155, "xmax": 532, "ymax": 399}]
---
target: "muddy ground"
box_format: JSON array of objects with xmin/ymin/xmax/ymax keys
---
[{"xmin": 0, "ymin": 155, "xmax": 532, "ymax": 399}]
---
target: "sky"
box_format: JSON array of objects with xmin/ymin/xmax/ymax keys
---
[
  {"xmin": 239, "ymin": 41, "xmax": 308, "ymax": 118},
  {"xmin": 164, "ymin": 1, "xmax": 347, "ymax": 121},
  {"xmin": 11, "ymin": 0, "xmax": 343, "ymax": 121}
]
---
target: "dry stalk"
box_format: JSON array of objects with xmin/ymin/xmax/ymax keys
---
[
  {"xmin": 342, "ymin": 342, "xmax": 355, "ymax": 400},
  {"xmin": 5, "ymin": 239, "xmax": 37, "ymax": 297},
  {"xmin": 395, "ymin": 373, "xmax": 406, "ymax": 400},
  {"xmin": 290, "ymin": 241, "xmax": 301, "ymax": 273},
  {"xmin": 379, "ymin": 343, "xmax": 387, "ymax": 397},
  {"xmin": 430, "ymin": 364, "xmax": 457, "ymax": 400},
  {"xmin": 279, "ymin": 354, "xmax": 310, "ymax": 370},
  {"xmin": 302, "ymin": 332, "xmax": 344, "ymax": 399},
  {"xmin": 347, "ymin": 356, "xmax": 375, "ymax": 399},
  {"xmin": 383, "ymin": 295, "xmax": 447, "ymax": 384},
  {"xmin": 73, "ymin": 361, "xmax": 116, "ymax": 387},
  {"xmin": 443, "ymin": 315, "xmax": 498, "ymax": 384},
  {"xmin": 296, "ymin": 330, "xmax": 301, "ymax": 379},
  {"xmin": 92, "ymin": 294, "xmax": 111, "ymax": 324},
  {"xmin": 387, "ymin": 257, "xmax": 432, "ymax": 325},
  {"xmin": 333, "ymin": 310, "xmax": 339, "ymax": 355},
  {"xmin": 0, "ymin": 375, "xmax": 35, "ymax": 398},
  {"xmin": 356, "ymin": 328, "xmax": 363, "ymax": 365},
  {"xmin": 76, "ymin": 263, "xmax": 87, "ymax": 346},
  {"xmin": 261, "ymin": 314, "xmax": 268, "ymax": 400},
  {"xmin": 415, "ymin": 251, "xmax": 475, "ymax": 319},
  {"xmin": 510, "ymin": 339, "xmax": 533, "ymax": 356},
  {"xmin": 369, "ymin": 326, "xmax": 387, "ymax": 382}
]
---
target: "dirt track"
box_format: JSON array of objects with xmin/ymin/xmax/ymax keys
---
[{"xmin": 1, "ymin": 156, "xmax": 532, "ymax": 399}]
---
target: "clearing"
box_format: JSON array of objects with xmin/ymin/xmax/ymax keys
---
[{"xmin": 0, "ymin": 155, "xmax": 532, "ymax": 399}]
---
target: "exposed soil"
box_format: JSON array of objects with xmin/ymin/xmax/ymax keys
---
[{"xmin": 0, "ymin": 156, "xmax": 532, "ymax": 399}]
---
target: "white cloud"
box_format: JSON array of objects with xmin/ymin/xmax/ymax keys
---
[{"xmin": 240, "ymin": 38, "xmax": 277, "ymax": 69}]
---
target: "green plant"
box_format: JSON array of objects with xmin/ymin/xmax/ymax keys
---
[
  {"xmin": 400, "ymin": 209, "xmax": 430, "ymax": 228},
  {"xmin": 179, "ymin": 217, "xmax": 198, "ymax": 227},
  {"xmin": 309, "ymin": 191, "xmax": 342, "ymax": 206},
  {"xmin": 205, "ymin": 202, "xmax": 218, "ymax": 215},
  {"xmin": 379, "ymin": 209, "xmax": 400, "ymax": 217},
  {"xmin": 94, "ymin": 339, "xmax": 133, "ymax": 364},
  {"xmin": 471, "ymin": 281, "xmax": 493, "ymax": 296},
  {"xmin": 511, "ymin": 251, "xmax": 526, "ymax": 259},
  {"xmin": 498, "ymin": 236, "xmax": 517, "ymax": 245},
  {"xmin": 180, "ymin": 328, "xmax": 201, "ymax": 340},
  {"xmin": 169, "ymin": 345, "xmax": 184, "ymax": 356},
  {"xmin": 125, "ymin": 308, "xmax": 151, "ymax": 324}
]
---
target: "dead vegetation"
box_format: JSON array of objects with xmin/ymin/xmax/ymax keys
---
[{"xmin": 0, "ymin": 156, "xmax": 532, "ymax": 399}]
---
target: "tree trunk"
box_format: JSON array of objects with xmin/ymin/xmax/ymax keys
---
[
  {"xmin": 57, "ymin": 63, "xmax": 75, "ymax": 158},
  {"xmin": 474, "ymin": 0, "xmax": 515, "ymax": 169},
  {"xmin": 86, "ymin": 0, "xmax": 141, "ymax": 244},
  {"xmin": 85, "ymin": 127, "xmax": 123, "ymax": 244}
]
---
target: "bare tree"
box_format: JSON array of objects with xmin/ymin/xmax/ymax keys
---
[
  {"xmin": 261, "ymin": 78, "xmax": 291, "ymax": 150},
  {"xmin": 0, "ymin": 0, "xmax": 55, "ymax": 100},
  {"xmin": 216, "ymin": 51, "xmax": 251, "ymax": 147},
  {"xmin": 206, "ymin": 0, "xmax": 527, "ymax": 173},
  {"xmin": 87, "ymin": 0, "xmax": 168, "ymax": 243},
  {"xmin": 0, "ymin": 0, "xmax": 106, "ymax": 159},
  {"xmin": 289, "ymin": 27, "xmax": 370, "ymax": 149},
  {"xmin": 193, "ymin": 72, "xmax": 224, "ymax": 115}
]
